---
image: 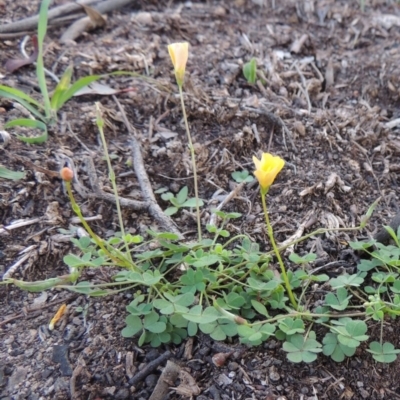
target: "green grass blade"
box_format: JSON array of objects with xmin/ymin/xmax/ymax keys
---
[
  {"xmin": 0, "ymin": 89, "xmax": 45, "ymax": 120},
  {"xmin": 50, "ymin": 64, "xmax": 73, "ymax": 111},
  {"xmin": 36, "ymin": 0, "xmax": 52, "ymax": 118},
  {"xmin": 0, "ymin": 166, "xmax": 26, "ymax": 180},
  {"xmin": 5, "ymin": 118, "xmax": 48, "ymax": 144},
  {"xmin": 0, "ymin": 85, "xmax": 43, "ymax": 108},
  {"xmin": 57, "ymin": 74, "xmax": 102, "ymax": 109}
]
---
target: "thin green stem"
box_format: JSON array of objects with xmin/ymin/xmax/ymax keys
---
[
  {"xmin": 96, "ymin": 103, "xmax": 135, "ymax": 268},
  {"xmin": 66, "ymin": 181, "xmax": 126, "ymax": 266},
  {"xmin": 261, "ymin": 191, "xmax": 298, "ymax": 310},
  {"xmin": 178, "ymin": 85, "xmax": 202, "ymax": 241},
  {"xmin": 249, "ymin": 310, "xmax": 367, "ymax": 327}
]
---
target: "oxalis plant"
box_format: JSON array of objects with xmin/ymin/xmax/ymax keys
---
[{"xmin": 3, "ymin": 43, "xmax": 400, "ymax": 365}]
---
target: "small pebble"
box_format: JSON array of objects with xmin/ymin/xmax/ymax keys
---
[
  {"xmin": 145, "ymin": 374, "xmax": 158, "ymax": 388},
  {"xmin": 115, "ymin": 388, "xmax": 130, "ymax": 399},
  {"xmin": 269, "ymin": 366, "xmax": 280, "ymax": 382},
  {"xmin": 228, "ymin": 361, "xmax": 239, "ymax": 371}
]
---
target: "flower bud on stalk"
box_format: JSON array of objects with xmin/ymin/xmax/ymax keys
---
[
  {"xmin": 168, "ymin": 42, "xmax": 189, "ymax": 87},
  {"xmin": 60, "ymin": 166, "xmax": 74, "ymax": 182}
]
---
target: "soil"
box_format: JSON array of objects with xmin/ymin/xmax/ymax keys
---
[{"xmin": 2, "ymin": 0, "xmax": 400, "ymax": 399}]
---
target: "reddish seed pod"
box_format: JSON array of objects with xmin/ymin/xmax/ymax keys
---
[
  {"xmin": 212, "ymin": 352, "xmax": 232, "ymax": 367},
  {"xmin": 60, "ymin": 167, "xmax": 74, "ymax": 182}
]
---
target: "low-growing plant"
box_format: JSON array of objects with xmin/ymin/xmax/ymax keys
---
[
  {"xmin": 243, "ymin": 57, "xmax": 257, "ymax": 85},
  {"xmin": 158, "ymin": 186, "xmax": 204, "ymax": 216},
  {"xmin": 3, "ymin": 38, "xmax": 400, "ymax": 366}
]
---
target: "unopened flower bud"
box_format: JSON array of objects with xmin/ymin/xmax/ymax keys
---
[{"xmin": 60, "ymin": 167, "xmax": 74, "ymax": 182}]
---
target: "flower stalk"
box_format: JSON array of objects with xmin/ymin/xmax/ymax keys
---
[
  {"xmin": 253, "ymin": 152, "xmax": 298, "ymax": 310},
  {"xmin": 260, "ymin": 191, "xmax": 298, "ymax": 309},
  {"xmin": 168, "ymin": 42, "xmax": 202, "ymax": 241}
]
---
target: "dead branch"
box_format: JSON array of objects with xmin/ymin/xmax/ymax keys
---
[
  {"xmin": 0, "ymin": 0, "xmax": 134, "ymax": 34},
  {"xmin": 112, "ymin": 95, "xmax": 183, "ymax": 238}
]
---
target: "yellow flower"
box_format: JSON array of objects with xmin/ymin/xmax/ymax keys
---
[
  {"xmin": 253, "ymin": 153, "xmax": 285, "ymax": 192},
  {"xmin": 168, "ymin": 42, "xmax": 189, "ymax": 87}
]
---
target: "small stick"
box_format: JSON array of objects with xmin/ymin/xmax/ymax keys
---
[
  {"xmin": 148, "ymin": 360, "xmax": 181, "ymax": 400},
  {"xmin": 129, "ymin": 351, "xmax": 172, "ymax": 389},
  {"xmin": 112, "ymin": 95, "xmax": 183, "ymax": 238},
  {"xmin": 0, "ymin": 0, "xmax": 101, "ymax": 33},
  {"xmin": 294, "ymin": 63, "xmax": 312, "ymax": 114}
]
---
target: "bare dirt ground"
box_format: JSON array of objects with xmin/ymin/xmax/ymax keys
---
[{"xmin": 2, "ymin": 0, "xmax": 400, "ymax": 399}]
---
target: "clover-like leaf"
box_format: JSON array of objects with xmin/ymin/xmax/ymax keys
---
[
  {"xmin": 357, "ymin": 258, "xmax": 384, "ymax": 272},
  {"xmin": 325, "ymin": 287, "xmax": 351, "ymax": 311},
  {"xmin": 334, "ymin": 320, "xmax": 369, "ymax": 348},
  {"xmin": 322, "ymin": 333, "xmax": 356, "ymax": 362},
  {"xmin": 282, "ymin": 332, "xmax": 322, "ymax": 363},
  {"xmin": 289, "ymin": 252, "xmax": 316, "ymax": 265},
  {"xmin": 329, "ymin": 274, "xmax": 364, "ymax": 289},
  {"xmin": 367, "ymin": 341, "xmax": 400, "ymax": 363},
  {"xmin": 231, "ymin": 170, "xmax": 254, "ymax": 183},
  {"xmin": 121, "ymin": 315, "xmax": 142, "ymax": 338},
  {"xmin": 278, "ymin": 318, "xmax": 305, "ymax": 335}
]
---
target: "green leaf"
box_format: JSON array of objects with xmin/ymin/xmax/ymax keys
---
[
  {"xmin": 349, "ymin": 240, "xmax": 375, "ymax": 251},
  {"xmin": 251, "ymin": 300, "xmax": 269, "ymax": 317},
  {"xmin": 282, "ymin": 333, "xmax": 322, "ymax": 363},
  {"xmin": 5, "ymin": 119, "xmax": 48, "ymax": 143},
  {"xmin": 182, "ymin": 305, "xmax": 219, "ymax": 324},
  {"xmin": 357, "ymin": 258, "xmax": 383, "ymax": 272},
  {"xmin": 226, "ymin": 292, "xmax": 246, "ymax": 309},
  {"xmin": 329, "ymin": 274, "xmax": 364, "ymax": 289},
  {"xmin": 243, "ymin": 58, "xmax": 257, "ymax": 84},
  {"xmin": 146, "ymin": 321, "xmax": 167, "ymax": 334},
  {"xmin": 57, "ymin": 74, "xmax": 103, "ymax": 108},
  {"xmin": 161, "ymin": 192, "xmax": 174, "ymax": 201},
  {"xmin": 335, "ymin": 320, "xmax": 369, "ymax": 348},
  {"xmin": 0, "ymin": 166, "xmax": 25, "ymax": 180},
  {"xmin": 231, "ymin": 170, "xmax": 254, "ymax": 183},
  {"xmin": 199, "ymin": 322, "xmax": 216, "ymax": 334},
  {"xmin": 192, "ymin": 254, "xmax": 221, "ymax": 268},
  {"xmin": 50, "ymin": 64, "xmax": 73, "ymax": 110},
  {"xmin": 164, "ymin": 207, "xmax": 178, "ymax": 216},
  {"xmin": 188, "ymin": 321, "xmax": 198, "ymax": 336},
  {"xmin": 122, "ymin": 315, "xmax": 142, "ymax": 337},
  {"xmin": 0, "ymin": 85, "xmax": 43, "ymax": 109},
  {"xmin": 210, "ymin": 325, "xmax": 227, "ymax": 341},
  {"xmin": 182, "ymin": 198, "xmax": 204, "ymax": 208},
  {"xmin": 278, "ymin": 318, "xmax": 305, "ymax": 335},
  {"xmin": 372, "ymin": 272, "xmax": 397, "ymax": 284},
  {"xmin": 176, "ymin": 186, "xmax": 188, "ymax": 204},
  {"xmin": 289, "ymin": 252, "xmax": 317, "ymax": 264},
  {"xmin": 322, "ymin": 333, "xmax": 356, "ymax": 362},
  {"xmin": 325, "ymin": 287, "xmax": 351, "ymax": 311},
  {"xmin": 367, "ymin": 341, "xmax": 400, "ymax": 363},
  {"xmin": 138, "ymin": 330, "xmax": 146, "ymax": 346},
  {"xmin": 382, "ymin": 225, "xmax": 400, "ymax": 247},
  {"xmin": 359, "ymin": 198, "xmax": 380, "ymax": 228},
  {"xmin": 153, "ymin": 299, "xmax": 174, "ymax": 314}
]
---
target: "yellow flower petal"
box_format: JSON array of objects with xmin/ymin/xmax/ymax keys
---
[
  {"xmin": 253, "ymin": 152, "xmax": 285, "ymax": 191},
  {"xmin": 168, "ymin": 42, "xmax": 189, "ymax": 87}
]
